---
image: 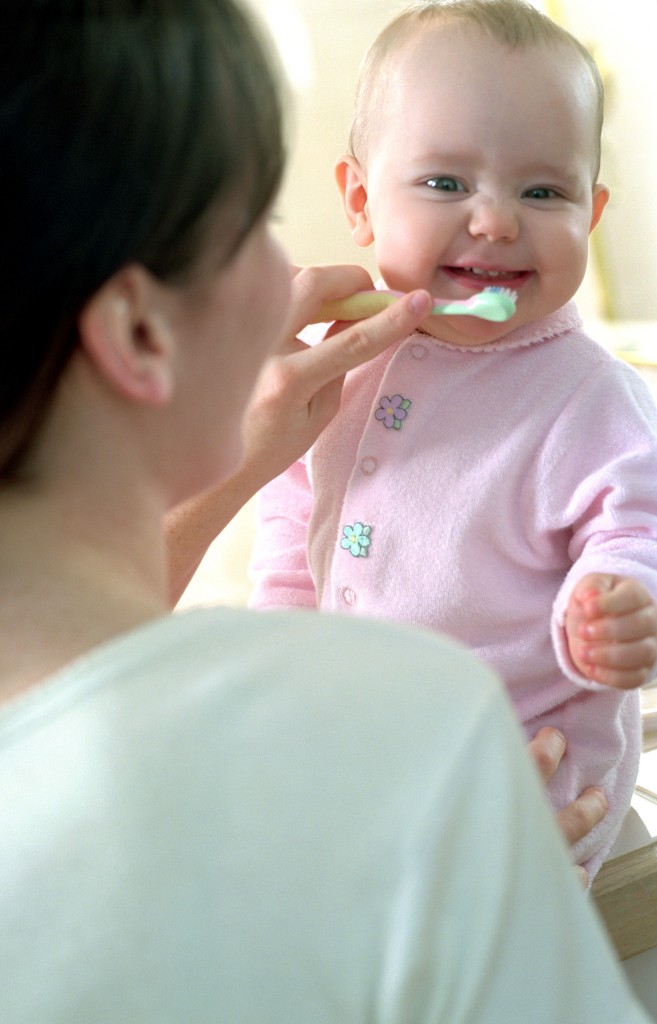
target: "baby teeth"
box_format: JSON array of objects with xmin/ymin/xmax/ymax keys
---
[{"xmin": 468, "ymin": 267, "xmax": 506, "ymax": 278}]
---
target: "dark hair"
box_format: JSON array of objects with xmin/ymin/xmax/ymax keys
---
[{"xmin": 0, "ymin": 0, "xmax": 285, "ymax": 476}]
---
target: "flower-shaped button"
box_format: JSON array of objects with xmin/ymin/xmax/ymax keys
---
[
  {"xmin": 375, "ymin": 394, "xmax": 411, "ymax": 430},
  {"xmin": 341, "ymin": 522, "xmax": 372, "ymax": 557}
]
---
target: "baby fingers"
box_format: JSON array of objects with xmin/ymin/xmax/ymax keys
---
[
  {"xmin": 575, "ymin": 636, "xmax": 657, "ymax": 689},
  {"xmin": 584, "ymin": 577, "xmax": 654, "ymax": 618},
  {"xmin": 578, "ymin": 602, "xmax": 657, "ymax": 643}
]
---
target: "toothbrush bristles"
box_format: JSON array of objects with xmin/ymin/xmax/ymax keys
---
[{"xmin": 481, "ymin": 285, "xmax": 518, "ymax": 302}]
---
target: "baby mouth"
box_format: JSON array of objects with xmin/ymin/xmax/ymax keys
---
[{"xmin": 448, "ymin": 266, "xmax": 528, "ymax": 284}]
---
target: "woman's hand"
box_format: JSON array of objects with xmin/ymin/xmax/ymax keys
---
[
  {"xmin": 238, "ymin": 265, "xmax": 431, "ymax": 487},
  {"xmin": 528, "ymin": 726, "xmax": 608, "ymax": 887},
  {"xmin": 166, "ymin": 265, "xmax": 432, "ymax": 603}
]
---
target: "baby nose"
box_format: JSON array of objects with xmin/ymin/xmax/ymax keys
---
[{"xmin": 468, "ymin": 196, "xmax": 519, "ymax": 242}]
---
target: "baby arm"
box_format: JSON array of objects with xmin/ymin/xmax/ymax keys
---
[
  {"xmin": 565, "ymin": 573, "xmax": 657, "ymax": 688},
  {"xmin": 249, "ymin": 456, "xmax": 318, "ymax": 609}
]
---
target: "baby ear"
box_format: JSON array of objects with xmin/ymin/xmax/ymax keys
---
[
  {"xmin": 77, "ymin": 265, "xmax": 175, "ymax": 406},
  {"xmin": 589, "ymin": 182, "xmax": 610, "ymax": 234},
  {"xmin": 335, "ymin": 155, "xmax": 374, "ymax": 247}
]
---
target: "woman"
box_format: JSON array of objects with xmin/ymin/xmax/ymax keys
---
[{"xmin": 0, "ymin": 2, "xmax": 647, "ymax": 1022}]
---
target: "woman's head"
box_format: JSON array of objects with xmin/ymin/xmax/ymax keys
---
[{"xmin": 0, "ymin": 0, "xmax": 285, "ymax": 476}]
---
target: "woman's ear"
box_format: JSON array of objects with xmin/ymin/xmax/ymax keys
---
[
  {"xmin": 77, "ymin": 266, "xmax": 175, "ymax": 406},
  {"xmin": 335, "ymin": 155, "xmax": 374, "ymax": 247},
  {"xmin": 589, "ymin": 182, "xmax": 610, "ymax": 233}
]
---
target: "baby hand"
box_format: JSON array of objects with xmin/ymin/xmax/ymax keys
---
[{"xmin": 565, "ymin": 574, "xmax": 657, "ymax": 689}]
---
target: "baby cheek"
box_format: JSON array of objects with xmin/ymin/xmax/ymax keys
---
[{"xmin": 375, "ymin": 236, "xmax": 431, "ymax": 292}]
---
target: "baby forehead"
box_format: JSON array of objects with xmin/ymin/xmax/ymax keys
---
[
  {"xmin": 390, "ymin": 22, "xmax": 590, "ymax": 84},
  {"xmin": 378, "ymin": 25, "xmax": 599, "ymax": 125},
  {"xmin": 352, "ymin": 16, "xmax": 602, "ymax": 174}
]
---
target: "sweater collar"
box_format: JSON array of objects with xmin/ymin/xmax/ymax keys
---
[{"xmin": 415, "ymin": 300, "xmax": 583, "ymax": 354}]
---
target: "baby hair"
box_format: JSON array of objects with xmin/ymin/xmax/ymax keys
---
[
  {"xmin": 349, "ymin": 0, "xmax": 603, "ymax": 174},
  {"xmin": 0, "ymin": 0, "xmax": 285, "ymax": 478}
]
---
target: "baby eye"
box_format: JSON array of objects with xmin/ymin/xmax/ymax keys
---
[
  {"xmin": 522, "ymin": 186, "xmax": 559, "ymax": 200},
  {"xmin": 425, "ymin": 177, "xmax": 465, "ymax": 193}
]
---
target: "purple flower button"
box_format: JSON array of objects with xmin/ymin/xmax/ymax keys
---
[{"xmin": 375, "ymin": 394, "xmax": 411, "ymax": 430}]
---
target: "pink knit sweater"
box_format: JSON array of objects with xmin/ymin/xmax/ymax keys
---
[{"xmin": 251, "ymin": 302, "xmax": 657, "ymax": 876}]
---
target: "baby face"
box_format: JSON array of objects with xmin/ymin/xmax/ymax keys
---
[{"xmin": 344, "ymin": 24, "xmax": 608, "ymax": 346}]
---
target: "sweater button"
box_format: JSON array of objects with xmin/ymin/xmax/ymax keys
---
[
  {"xmin": 410, "ymin": 342, "xmax": 428, "ymax": 360},
  {"xmin": 341, "ymin": 586, "xmax": 357, "ymax": 606},
  {"xmin": 360, "ymin": 456, "xmax": 378, "ymax": 475}
]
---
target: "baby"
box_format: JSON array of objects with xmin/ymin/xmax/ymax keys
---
[{"xmin": 250, "ymin": 0, "xmax": 657, "ymax": 878}]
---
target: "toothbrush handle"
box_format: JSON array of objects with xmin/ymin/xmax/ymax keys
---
[
  {"xmin": 312, "ymin": 291, "xmax": 402, "ymax": 324},
  {"xmin": 313, "ymin": 287, "xmax": 516, "ymax": 325}
]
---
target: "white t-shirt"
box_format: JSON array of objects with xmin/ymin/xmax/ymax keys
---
[{"xmin": 0, "ymin": 607, "xmax": 649, "ymax": 1023}]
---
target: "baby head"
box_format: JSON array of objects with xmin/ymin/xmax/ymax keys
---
[{"xmin": 336, "ymin": 0, "xmax": 609, "ymax": 346}]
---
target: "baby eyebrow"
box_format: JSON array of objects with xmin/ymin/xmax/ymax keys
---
[
  {"xmin": 410, "ymin": 149, "xmax": 472, "ymax": 170},
  {"xmin": 525, "ymin": 169, "xmax": 579, "ymax": 185},
  {"xmin": 411, "ymin": 151, "xmax": 576, "ymax": 176}
]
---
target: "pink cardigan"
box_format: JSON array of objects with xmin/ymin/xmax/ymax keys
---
[{"xmin": 251, "ymin": 302, "xmax": 657, "ymax": 876}]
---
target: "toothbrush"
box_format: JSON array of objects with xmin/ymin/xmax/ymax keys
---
[{"xmin": 313, "ymin": 285, "xmax": 517, "ymax": 324}]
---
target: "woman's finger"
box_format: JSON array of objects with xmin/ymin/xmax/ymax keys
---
[
  {"xmin": 527, "ymin": 726, "xmax": 567, "ymax": 783},
  {"xmin": 555, "ymin": 786, "xmax": 608, "ymax": 848},
  {"xmin": 286, "ymin": 264, "xmax": 376, "ymax": 336},
  {"xmin": 283, "ymin": 288, "xmax": 433, "ymax": 402}
]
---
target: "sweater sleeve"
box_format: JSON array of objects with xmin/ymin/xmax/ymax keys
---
[
  {"xmin": 248, "ymin": 456, "xmax": 318, "ymax": 610},
  {"xmin": 546, "ymin": 358, "xmax": 657, "ymax": 689}
]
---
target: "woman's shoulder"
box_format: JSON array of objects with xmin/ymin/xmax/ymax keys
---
[{"xmin": 0, "ymin": 606, "xmax": 505, "ymax": 775}]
